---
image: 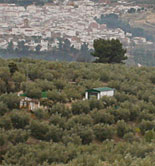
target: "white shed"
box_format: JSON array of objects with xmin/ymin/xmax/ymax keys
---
[{"xmin": 85, "ymin": 87, "xmax": 115, "ymax": 100}]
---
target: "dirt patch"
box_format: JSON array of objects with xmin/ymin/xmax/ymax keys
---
[{"xmin": 146, "ymin": 13, "xmax": 155, "ymax": 24}]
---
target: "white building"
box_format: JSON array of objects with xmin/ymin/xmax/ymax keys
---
[{"xmin": 85, "ymin": 87, "xmax": 115, "ymax": 100}]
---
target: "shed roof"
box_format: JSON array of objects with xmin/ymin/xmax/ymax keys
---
[
  {"xmin": 20, "ymin": 92, "xmax": 47, "ymax": 98},
  {"xmin": 86, "ymin": 87, "xmax": 114, "ymax": 93}
]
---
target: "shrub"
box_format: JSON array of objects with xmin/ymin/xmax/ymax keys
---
[
  {"xmin": 91, "ymin": 109, "xmax": 115, "ymax": 124},
  {"xmin": 129, "ymin": 105, "xmax": 140, "ymax": 121},
  {"xmin": 93, "ymin": 124, "xmax": 114, "ymax": 141},
  {"xmin": 101, "ymin": 96, "xmax": 117, "ymax": 108},
  {"xmin": 144, "ymin": 130, "xmax": 155, "ymax": 142},
  {"xmin": 123, "ymin": 132, "xmax": 135, "ymax": 142},
  {"xmin": 128, "ymin": 142, "xmax": 154, "ymax": 158},
  {"xmin": 49, "ymin": 103, "xmax": 71, "ymax": 118},
  {"xmin": 47, "ymin": 124, "xmax": 63, "ymax": 142},
  {"xmin": 100, "ymin": 72, "xmax": 110, "ymax": 82},
  {"xmin": 138, "ymin": 110, "xmax": 154, "ymax": 122},
  {"xmin": 7, "ymin": 129, "xmax": 30, "ymax": 145},
  {"xmin": 71, "ymin": 125, "xmax": 94, "ymax": 144},
  {"xmin": 64, "ymin": 86, "xmax": 82, "ymax": 101},
  {"xmin": 110, "ymin": 108, "xmax": 130, "ymax": 122},
  {"xmin": 0, "ymin": 102, "xmax": 9, "ymax": 116},
  {"xmin": 79, "ymin": 127, "xmax": 94, "ymax": 144},
  {"xmin": 116, "ymin": 120, "xmax": 128, "ymax": 138},
  {"xmin": 26, "ymin": 87, "xmax": 42, "ymax": 99},
  {"xmin": 29, "ymin": 120, "xmax": 49, "ymax": 140},
  {"xmin": 62, "ymin": 133, "xmax": 82, "ymax": 145},
  {"xmin": 0, "ymin": 93, "xmax": 20, "ymax": 109},
  {"xmin": 33, "ymin": 109, "xmax": 49, "ymax": 120},
  {"xmin": 47, "ymin": 90, "xmax": 67, "ymax": 103},
  {"xmin": 49, "ymin": 113, "xmax": 66, "ymax": 129},
  {"xmin": 54, "ymin": 79, "xmax": 66, "ymax": 90},
  {"xmin": 67, "ymin": 114, "xmax": 93, "ymax": 127},
  {"xmin": 10, "ymin": 111, "xmax": 30, "ymax": 129},
  {"xmin": 89, "ymin": 98, "xmax": 104, "ymax": 110},
  {"xmin": 150, "ymin": 75, "xmax": 155, "ymax": 84},
  {"xmin": 0, "ymin": 116, "xmax": 12, "ymax": 130},
  {"xmin": 30, "ymin": 120, "xmax": 63, "ymax": 142},
  {"xmin": 139, "ymin": 120, "xmax": 155, "ymax": 135},
  {"xmin": 0, "ymin": 129, "xmax": 8, "ymax": 146},
  {"xmin": 149, "ymin": 95, "xmax": 155, "ymax": 105},
  {"xmin": 114, "ymin": 92, "xmax": 129, "ymax": 102},
  {"xmin": 72, "ymin": 100, "xmax": 90, "ymax": 114}
]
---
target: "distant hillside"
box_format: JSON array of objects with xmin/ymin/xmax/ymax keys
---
[
  {"xmin": 126, "ymin": 0, "xmax": 155, "ymax": 6},
  {"xmin": 0, "ymin": 0, "xmax": 54, "ymax": 6}
]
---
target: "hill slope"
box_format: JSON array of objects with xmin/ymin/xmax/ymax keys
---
[{"xmin": 0, "ymin": 58, "xmax": 155, "ymax": 166}]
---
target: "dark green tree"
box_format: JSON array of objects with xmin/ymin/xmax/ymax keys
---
[
  {"xmin": 91, "ymin": 39, "xmax": 127, "ymax": 63},
  {"xmin": 7, "ymin": 41, "xmax": 14, "ymax": 52},
  {"xmin": 8, "ymin": 62, "xmax": 18, "ymax": 75},
  {"xmin": 0, "ymin": 93, "xmax": 20, "ymax": 109},
  {"xmin": 35, "ymin": 44, "xmax": 42, "ymax": 53},
  {"xmin": 16, "ymin": 40, "xmax": 29, "ymax": 53}
]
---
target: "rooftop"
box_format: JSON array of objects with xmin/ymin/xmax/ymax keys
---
[
  {"xmin": 86, "ymin": 87, "xmax": 114, "ymax": 92},
  {"xmin": 20, "ymin": 91, "xmax": 47, "ymax": 98}
]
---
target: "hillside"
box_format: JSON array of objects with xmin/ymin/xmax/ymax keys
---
[
  {"xmin": 128, "ymin": 0, "xmax": 155, "ymax": 6},
  {"xmin": 0, "ymin": 58, "xmax": 155, "ymax": 166}
]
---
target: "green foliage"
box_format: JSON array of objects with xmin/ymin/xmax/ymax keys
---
[
  {"xmin": 29, "ymin": 120, "xmax": 50, "ymax": 141},
  {"xmin": 0, "ymin": 116, "xmax": 12, "ymax": 130},
  {"xmin": 8, "ymin": 62, "xmax": 18, "ymax": 75},
  {"xmin": 66, "ymin": 114, "xmax": 93, "ymax": 129},
  {"xmin": 0, "ymin": 59, "xmax": 155, "ymax": 165},
  {"xmin": 89, "ymin": 98, "xmax": 104, "ymax": 110},
  {"xmin": 29, "ymin": 120, "xmax": 63, "ymax": 142},
  {"xmin": 73, "ymin": 125, "xmax": 94, "ymax": 144},
  {"xmin": 110, "ymin": 108, "xmax": 131, "ymax": 121},
  {"xmin": 47, "ymin": 90, "xmax": 67, "ymax": 103},
  {"xmin": 10, "ymin": 111, "xmax": 30, "ymax": 129},
  {"xmin": 47, "ymin": 124, "xmax": 63, "ymax": 142},
  {"xmin": 123, "ymin": 132, "xmax": 135, "ymax": 142},
  {"xmin": 0, "ymin": 101, "xmax": 9, "ymax": 116},
  {"xmin": 116, "ymin": 120, "xmax": 129, "ymax": 138},
  {"xmin": 50, "ymin": 113, "xmax": 67, "ymax": 128},
  {"xmin": 33, "ymin": 108, "xmax": 49, "ymax": 120},
  {"xmin": 49, "ymin": 103, "xmax": 71, "ymax": 118},
  {"xmin": 25, "ymin": 82, "xmax": 42, "ymax": 99},
  {"xmin": 0, "ymin": 129, "xmax": 7, "ymax": 146},
  {"xmin": 139, "ymin": 120, "xmax": 155, "ymax": 135},
  {"xmin": 62, "ymin": 133, "xmax": 82, "ymax": 145},
  {"xmin": 93, "ymin": 124, "xmax": 114, "ymax": 141},
  {"xmin": 0, "ymin": 93, "xmax": 20, "ymax": 109},
  {"xmin": 7, "ymin": 129, "xmax": 30, "ymax": 145},
  {"xmin": 150, "ymin": 74, "xmax": 155, "ymax": 84},
  {"xmin": 92, "ymin": 38, "xmax": 127, "ymax": 63},
  {"xmin": 101, "ymin": 96, "xmax": 117, "ymax": 108},
  {"xmin": 91, "ymin": 109, "xmax": 115, "ymax": 124},
  {"xmin": 72, "ymin": 100, "xmax": 90, "ymax": 114},
  {"xmin": 100, "ymin": 71, "xmax": 110, "ymax": 82}
]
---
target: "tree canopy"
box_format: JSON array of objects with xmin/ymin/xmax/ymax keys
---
[
  {"xmin": 92, "ymin": 38, "xmax": 127, "ymax": 63},
  {"xmin": 0, "ymin": 58, "xmax": 155, "ymax": 166}
]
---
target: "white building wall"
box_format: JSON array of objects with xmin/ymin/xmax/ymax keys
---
[
  {"xmin": 97, "ymin": 93, "xmax": 100, "ymax": 100},
  {"xmin": 100, "ymin": 90, "xmax": 114, "ymax": 97},
  {"xmin": 85, "ymin": 92, "xmax": 88, "ymax": 99}
]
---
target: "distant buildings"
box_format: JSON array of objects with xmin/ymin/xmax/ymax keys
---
[
  {"xmin": 0, "ymin": 1, "xmax": 152, "ymax": 52},
  {"xmin": 18, "ymin": 91, "xmax": 47, "ymax": 111}
]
